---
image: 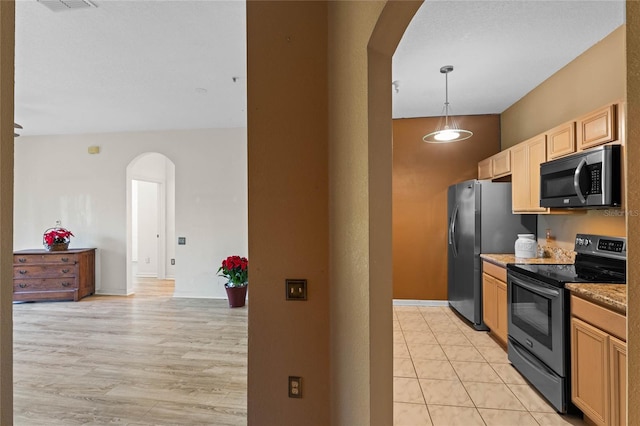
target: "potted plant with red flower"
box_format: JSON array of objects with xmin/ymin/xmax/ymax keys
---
[
  {"xmin": 43, "ymin": 227, "xmax": 74, "ymax": 251},
  {"xmin": 217, "ymin": 255, "xmax": 248, "ymax": 307}
]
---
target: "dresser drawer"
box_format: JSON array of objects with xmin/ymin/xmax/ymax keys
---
[
  {"xmin": 14, "ymin": 278, "xmax": 78, "ymax": 292},
  {"xmin": 14, "ymin": 264, "xmax": 77, "ymax": 279},
  {"xmin": 14, "ymin": 253, "xmax": 78, "ymax": 265}
]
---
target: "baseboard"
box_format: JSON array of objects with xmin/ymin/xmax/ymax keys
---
[{"xmin": 392, "ymin": 299, "xmax": 449, "ymax": 307}]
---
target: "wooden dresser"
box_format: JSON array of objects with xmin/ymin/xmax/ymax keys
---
[{"xmin": 13, "ymin": 248, "xmax": 96, "ymax": 302}]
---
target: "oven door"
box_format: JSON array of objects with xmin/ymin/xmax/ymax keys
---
[{"xmin": 507, "ymin": 270, "xmax": 566, "ymax": 376}]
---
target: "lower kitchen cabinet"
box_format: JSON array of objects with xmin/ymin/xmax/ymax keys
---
[
  {"xmin": 570, "ymin": 295, "xmax": 626, "ymax": 426},
  {"xmin": 482, "ymin": 261, "xmax": 507, "ymax": 345}
]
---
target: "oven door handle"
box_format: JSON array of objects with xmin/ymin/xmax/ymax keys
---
[
  {"xmin": 573, "ymin": 158, "xmax": 588, "ymax": 204},
  {"xmin": 512, "ymin": 277, "xmax": 560, "ymax": 298}
]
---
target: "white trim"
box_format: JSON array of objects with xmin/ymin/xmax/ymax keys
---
[{"xmin": 392, "ymin": 299, "xmax": 449, "ymax": 307}]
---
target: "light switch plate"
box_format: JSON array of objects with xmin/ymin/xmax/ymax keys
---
[{"xmin": 285, "ymin": 279, "xmax": 307, "ymax": 301}]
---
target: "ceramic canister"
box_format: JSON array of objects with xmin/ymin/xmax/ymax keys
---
[{"xmin": 515, "ymin": 233, "xmax": 537, "ymax": 258}]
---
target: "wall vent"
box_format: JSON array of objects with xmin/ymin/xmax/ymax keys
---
[{"xmin": 37, "ymin": 0, "xmax": 97, "ymax": 12}]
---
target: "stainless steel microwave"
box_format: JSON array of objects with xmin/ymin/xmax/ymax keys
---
[{"xmin": 539, "ymin": 145, "xmax": 621, "ymax": 208}]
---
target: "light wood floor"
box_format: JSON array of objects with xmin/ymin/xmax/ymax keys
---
[{"xmin": 13, "ymin": 278, "xmax": 247, "ymax": 425}]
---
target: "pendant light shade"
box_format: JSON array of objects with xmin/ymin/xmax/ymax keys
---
[{"xmin": 423, "ymin": 65, "xmax": 473, "ymax": 143}]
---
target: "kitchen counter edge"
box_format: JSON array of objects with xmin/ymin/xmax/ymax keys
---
[
  {"xmin": 565, "ymin": 283, "xmax": 626, "ymax": 315},
  {"xmin": 480, "ymin": 253, "xmax": 573, "ymax": 268}
]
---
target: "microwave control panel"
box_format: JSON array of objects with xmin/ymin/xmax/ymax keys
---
[{"xmin": 587, "ymin": 163, "xmax": 602, "ymax": 194}]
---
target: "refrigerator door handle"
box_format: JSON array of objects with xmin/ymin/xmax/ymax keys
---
[{"xmin": 449, "ymin": 205, "xmax": 459, "ymax": 257}]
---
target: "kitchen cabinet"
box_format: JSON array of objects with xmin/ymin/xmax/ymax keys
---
[
  {"xmin": 547, "ymin": 121, "xmax": 576, "ymax": 159},
  {"xmin": 570, "ymin": 294, "xmax": 626, "ymax": 426},
  {"xmin": 492, "ymin": 149, "xmax": 511, "ymax": 178},
  {"xmin": 577, "ymin": 104, "xmax": 617, "ymax": 151},
  {"xmin": 511, "ymin": 134, "xmax": 548, "ymax": 213},
  {"xmin": 478, "ymin": 157, "xmax": 492, "ymax": 180},
  {"xmin": 482, "ymin": 261, "xmax": 507, "ymax": 345},
  {"xmin": 477, "ymin": 150, "xmax": 511, "ymax": 181}
]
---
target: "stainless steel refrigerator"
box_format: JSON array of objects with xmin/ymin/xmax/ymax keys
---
[{"xmin": 447, "ymin": 179, "xmax": 536, "ymax": 329}]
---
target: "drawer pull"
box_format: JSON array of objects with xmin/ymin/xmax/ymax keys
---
[
  {"xmin": 18, "ymin": 258, "xmax": 26, "ymax": 263},
  {"xmin": 61, "ymin": 257, "xmax": 69, "ymax": 262},
  {"xmin": 18, "ymin": 283, "xmax": 28, "ymax": 289},
  {"xmin": 61, "ymin": 282, "xmax": 71, "ymax": 287},
  {"xmin": 62, "ymin": 269, "xmax": 70, "ymax": 273},
  {"xmin": 18, "ymin": 270, "xmax": 27, "ymax": 275}
]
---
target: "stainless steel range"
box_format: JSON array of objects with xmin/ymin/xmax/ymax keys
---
[{"xmin": 506, "ymin": 233, "xmax": 626, "ymax": 413}]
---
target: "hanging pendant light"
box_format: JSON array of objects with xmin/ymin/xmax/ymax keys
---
[{"xmin": 423, "ymin": 65, "xmax": 473, "ymax": 143}]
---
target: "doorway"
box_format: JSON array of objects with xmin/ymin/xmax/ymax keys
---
[
  {"xmin": 132, "ymin": 179, "xmax": 161, "ymax": 278},
  {"xmin": 126, "ymin": 152, "xmax": 176, "ymax": 295}
]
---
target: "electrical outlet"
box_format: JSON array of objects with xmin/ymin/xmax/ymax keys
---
[
  {"xmin": 171, "ymin": 258, "xmax": 175, "ymax": 265},
  {"xmin": 288, "ymin": 376, "xmax": 302, "ymax": 398},
  {"xmin": 178, "ymin": 237, "xmax": 186, "ymax": 245}
]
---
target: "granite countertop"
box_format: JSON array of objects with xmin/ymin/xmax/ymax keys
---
[
  {"xmin": 565, "ymin": 283, "xmax": 627, "ymax": 315},
  {"xmin": 480, "ymin": 253, "xmax": 573, "ymax": 268}
]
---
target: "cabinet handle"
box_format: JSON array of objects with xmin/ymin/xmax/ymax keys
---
[
  {"xmin": 18, "ymin": 283, "xmax": 27, "ymax": 288},
  {"xmin": 62, "ymin": 269, "xmax": 70, "ymax": 273},
  {"xmin": 18, "ymin": 270, "xmax": 27, "ymax": 275},
  {"xmin": 18, "ymin": 258, "xmax": 26, "ymax": 263},
  {"xmin": 61, "ymin": 257, "xmax": 69, "ymax": 262},
  {"xmin": 61, "ymin": 282, "xmax": 71, "ymax": 287}
]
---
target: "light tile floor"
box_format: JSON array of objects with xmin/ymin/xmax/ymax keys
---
[{"xmin": 393, "ymin": 305, "xmax": 587, "ymax": 426}]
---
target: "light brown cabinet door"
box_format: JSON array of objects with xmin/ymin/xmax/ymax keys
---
[
  {"xmin": 511, "ymin": 135, "xmax": 548, "ymax": 213},
  {"xmin": 547, "ymin": 121, "xmax": 576, "ymax": 159},
  {"xmin": 577, "ymin": 104, "xmax": 616, "ymax": 150},
  {"xmin": 609, "ymin": 336, "xmax": 626, "ymax": 426},
  {"xmin": 492, "ymin": 150, "xmax": 511, "ymax": 178},
  {"xmin": 482, "ymin": 273, "xmax": 497, "ymax": 331},
  {"xmin": 495, "ymin": 279, "xmax": 508, "ymax": 344},
  {"xmin": 478, "ymin": 158, "xmax": 492, "ymax": 180},
  {"xmin": 511, "ymin": 143, "xmax": 529, "ymax": 212},
  {"xmin": 527, "ymin": 135, "xmax": 547, "ymax": 212},
  {"xmin": 571, "ymin": 317, "xmax": 609, "ymax": 426}
]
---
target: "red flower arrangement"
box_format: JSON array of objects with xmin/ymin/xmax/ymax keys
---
[
  {"xmin": 217, "ymin": 255, "xmax": 248, "ymax": 288},
  {"xmin": 43, "ymin": 227, "xmax": 74, "ymax": 247}
]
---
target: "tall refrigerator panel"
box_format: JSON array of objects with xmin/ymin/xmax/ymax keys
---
[{"xmin": 447, "ymin": 180, "xmax": 536, "ymax": 329}]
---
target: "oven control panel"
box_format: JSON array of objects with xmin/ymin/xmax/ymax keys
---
[
  {"xmin": 598, "ymin": 239, "xmax": 625, "ymax": 252},
  {"xmin": 575, "ymin": 233, "xmax": 626, "ymax": 259}
]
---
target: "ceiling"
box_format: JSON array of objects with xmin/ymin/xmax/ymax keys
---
[
  {"xmin": 14, "ymin": 1, "xmax": 624, "ymax": 137},
  {"xmin": 393, "ymin": 0, "xmax": 625, "ymax": 118}
]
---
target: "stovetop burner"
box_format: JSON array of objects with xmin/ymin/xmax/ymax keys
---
[{"xmin": 507, "ymin": 233, "xmax": 626, "ymax": 287}]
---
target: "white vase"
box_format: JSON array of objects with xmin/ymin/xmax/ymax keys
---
[{"xmin": 515, "ymin": 234, "xmax": 537, "ymax": 259}]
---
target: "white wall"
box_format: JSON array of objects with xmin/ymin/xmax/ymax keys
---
[{"xmin": 13, "ymin": 128, "xmax": 248, "ymax": 299}]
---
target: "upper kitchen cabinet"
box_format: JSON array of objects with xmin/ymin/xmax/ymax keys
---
[
  {"xmin": 477, "ymin": 149, "xmax": 511, "ymax": 180},
  {"xmin": 478, "ymin": 157, "xmax": 492, "ymax": 180},
  {"xmin": 577, "ymin": 104, "xmax": 617, "ymax": 151},
  {"xmin": 547, "ymin": 121, "xmax": 576, "ymax": 160},
  {"xmin": 511, "ymin": 134, "xmax": 547, "ymax": 213},
  {"xmin": 492, "ymin": 150, "xmax": 511, "ymax": 178}
]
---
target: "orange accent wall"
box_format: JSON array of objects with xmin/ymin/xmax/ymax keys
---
[{"xmin": 392, "ymin": 115, "xmax": 500, "ymax": 300}]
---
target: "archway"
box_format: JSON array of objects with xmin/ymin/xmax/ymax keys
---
[{"xmin": 126, "ymin": 152, "xmax": 176, "ymax": 295}]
